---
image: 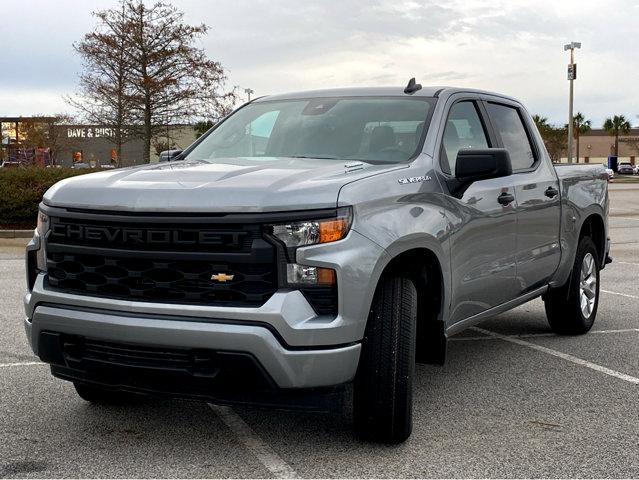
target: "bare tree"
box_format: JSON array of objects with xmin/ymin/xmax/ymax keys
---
[
  {"xmin": 193, "ymin": 86, "xmax": 242, "ymax": 138},
  {"xmin": 17, "ymin": 114, "xmax": 75, "ymax": 165},
  {"xmin": 66, "ymin": 3, "xmax": 136, "ymax": 167},
  {"xmin": 121, "ymin": 1, "xmax": 236, "ymax": 162}
]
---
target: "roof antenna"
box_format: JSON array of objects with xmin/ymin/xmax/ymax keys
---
[{"xmin": 404, "ymin": 77, "xmax": 422, "ymax": 94}]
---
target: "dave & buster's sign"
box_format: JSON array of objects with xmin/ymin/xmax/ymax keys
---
[{"xmin": 66, "ymin": 127, "xmax": 119, "ymax": 139}]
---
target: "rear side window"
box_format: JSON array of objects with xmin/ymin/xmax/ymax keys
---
[
  {"xmin": 440, "ymin": 101, "xmax": 489, "ymax": 174},
  {"xmin": 486, "ymin": 103, "xmax": 536, "ymax": 170}
]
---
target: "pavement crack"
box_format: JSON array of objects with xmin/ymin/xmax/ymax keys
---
[{"xmin": 528, "ymin": 420, "xmax": 562, "ymax": 431}]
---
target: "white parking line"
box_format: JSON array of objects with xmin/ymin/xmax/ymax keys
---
[
  {"xmin": 601, "ymin": 289, "xmax": 639, "ymax": 300},
  {"xmin": 615, "ymin": 261, "xmax": 639, "ymax": 267},
  {"xmin": 471, "ymin": 327, "xmax": 639, "ymax": 385},
  {"xmin": 0, "ymin": 361, "xmax": 44, "ymax": 368},
  {"xmin": 451, "ymin": 328, "xmax": 639, "ymax": 341},
  {"xmin": 209, "ymin": 404, "xmax": 298, "ymax": 479}
]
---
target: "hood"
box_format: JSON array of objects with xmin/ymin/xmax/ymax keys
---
[{"xmin": 44, "ymin": 157, "xmax": 405, "ymax": 212}]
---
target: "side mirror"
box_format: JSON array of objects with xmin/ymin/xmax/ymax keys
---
[
  {"xmin": 455, "ymin": 148, "xmax": 512, "ymax": 183},
  {"xmin": 159, "ymin": 149, "xmax": 183, "ymax": 162}
]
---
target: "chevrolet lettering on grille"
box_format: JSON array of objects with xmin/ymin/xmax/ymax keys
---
[{"xmin": 50, "ymin": 223, "xmax": 246, "ymax": 247}]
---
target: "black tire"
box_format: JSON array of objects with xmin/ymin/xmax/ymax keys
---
[
  {"xmin": 544, "ymin": 236, "xmax": 600, "ymax": 335},
  {"xmin": 353, "ymin": 276, "xmax": 417, "ymax": 444},
  {"xmin": 74, "ymin": 382, "xmax": 141, "ymax": 405}
]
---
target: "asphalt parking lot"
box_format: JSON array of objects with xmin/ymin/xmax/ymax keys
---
[{"xmin": 1, "ymin": 184, "xmax": 638, "ymax": 479}]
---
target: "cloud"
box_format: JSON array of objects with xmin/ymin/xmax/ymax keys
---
[
  {"xmin": 1, "ymin": 0, "xmax": 637, "ymax": 126},
  {"xmin": 423, "ymin": 71, "xmax": 470, "ymax": 82}
]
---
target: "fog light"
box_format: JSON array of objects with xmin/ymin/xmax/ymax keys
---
[{"xmin": 286, "ymin": 264, "xmax": 336, "ymax": 285}]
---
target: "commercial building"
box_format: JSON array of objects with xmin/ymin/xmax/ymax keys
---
[
  {"xmin": 1, "ymin": 117, "xmax": 198, "ymax": 167},
  {"xmin": 55, "ymin": 125, "xmax": 198, "ymax": 166},
  {"xmin": 561, "ymin": 128, "xmax": 639, "ymax": 165}
]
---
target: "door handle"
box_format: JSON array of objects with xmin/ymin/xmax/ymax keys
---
[
  {"xmin": 545, "ymin": 186, "xmax": 559, "ymax": 198},
  {"xmin": 497, "ymin": 192, "xmax": 515, "ymax": 206}
]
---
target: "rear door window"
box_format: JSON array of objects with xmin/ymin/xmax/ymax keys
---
[{"xmin": 486, "ymin": 103, "xmax": 536, "ymax": 170}]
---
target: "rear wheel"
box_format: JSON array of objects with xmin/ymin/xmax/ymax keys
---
[
  {"xmin": 353, "ymin": 276, "xmax": 417, "ymax": 444},
  {"xmin": 74, "ymin": 383, "xmax": 142, "ymax": 405},
  {"xmin": 544, "ymin": 236, "xmax": 600, "ymax": 334}
]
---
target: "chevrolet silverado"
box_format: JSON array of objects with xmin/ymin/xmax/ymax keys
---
[{"xmin": 25, "ymin": 81, "xmax": 610, "ymax": 443}]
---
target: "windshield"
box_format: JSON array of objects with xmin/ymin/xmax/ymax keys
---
[{"xmin": 185, "ymin": 97, "xmax": 436, "ymax": 164}]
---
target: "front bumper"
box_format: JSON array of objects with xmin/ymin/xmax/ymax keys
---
[
  {"xmin": 25, "ymin": 303, "xmax": 360, "ymax": 389},
  {"xmin": 25, "ymin": 229, "xmax": 388, "ymax": 390}
]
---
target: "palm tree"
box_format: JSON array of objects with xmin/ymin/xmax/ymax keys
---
[
  {"xmin": 533, "ymin": 115, "xmax": 567, "ymax": 162},
  {"xmin": 603, "ymin": 115, "xmax": 631, "ymax": 156},
  {"xmin": 572, "ymin": 112, "xmax": 592, "ymax": 162},
  {"xmin": 532, "ymin": 115, "xmax": 550, "ymax": 133}
]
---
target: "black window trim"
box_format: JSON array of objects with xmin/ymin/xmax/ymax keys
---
[
  {"xmin": 437, "ymin": 97, "xmax": 497, "ymax": 177},
  {"xmin": 482, "ymin": 99, "xmax": 541, "ymax": 174}
]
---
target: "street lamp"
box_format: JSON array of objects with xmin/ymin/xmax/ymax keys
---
[
  {"xmin": 564, "ymin": 41, "xmax": 581, "ymax": 163},
  {"xmin": 244, "ymin": 88, "xmax": 254, "ymax": 102}
]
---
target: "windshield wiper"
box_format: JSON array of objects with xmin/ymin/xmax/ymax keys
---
[{"xmin": 288, "ymin": 155, "xmax": 339, "ymax": 160}]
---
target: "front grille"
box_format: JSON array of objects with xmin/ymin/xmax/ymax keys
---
[
  {"xmin": 73, "ymin": 338, "xmax": 194, "ymax": 370},
  {"xmin": 45, "ymin": 333, "xmax": 276, "ymax": 392},
  {"xmin": 45, "ymin": 214, "xmax": 278, "ymax": 307},
  {"xmin": 47, "ymin": 252, "xmax": 277, "ymax": 305}
]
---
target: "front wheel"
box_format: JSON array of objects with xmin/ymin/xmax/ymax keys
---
[
  {"xmin": 544, "ymin": 236, "xmax": 600, "ymax": 334},
  {"xmin": 353, "ymin": 276, "xmax": 417, "ymax": 444}
]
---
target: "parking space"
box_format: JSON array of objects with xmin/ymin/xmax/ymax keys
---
[{"xmin": 1, "ymin": 184, "xmax": 638, "ymax": 478}]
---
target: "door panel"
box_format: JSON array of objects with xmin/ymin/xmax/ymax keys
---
[
  {"xmin": 447, "ymin": 179, "xmax": 518, "ymax": 323},
  {"xmin": 439, "ymin": 100, "xmax": 518, "ymax": 325},
  {"xmin": 485, "ymin": 101, "xmax": 561, "ymax": 292},
  {"xmin": 512, "ymin": 166, "xmax": 561, "ymax": 292}
]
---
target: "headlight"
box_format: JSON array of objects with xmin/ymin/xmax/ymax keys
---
[{"xmin": 270, "ymin": 207, "xmax": 352, "ymax": 248}]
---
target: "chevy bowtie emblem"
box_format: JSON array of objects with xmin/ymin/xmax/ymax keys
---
[{"xmin": 211, "ymin": 273, "xmax": 234, "ymax": 282}]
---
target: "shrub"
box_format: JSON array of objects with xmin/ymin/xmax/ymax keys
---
[{"xmin": 0, "ymin": 167, "xmax": 96, "ymax": 229}]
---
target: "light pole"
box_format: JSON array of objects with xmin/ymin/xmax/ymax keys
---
[
  {"xmin": 564, "ymin": 41, "xmax": 581, "ymax": 163},
  {"xmin": 244, "ymin": 88, "xmax": 254, "ymax": 102}
]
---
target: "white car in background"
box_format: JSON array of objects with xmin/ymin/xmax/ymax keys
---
[
  {"xmin": 617, "ymin": 162, "xmax": 635, "ymax": 175},
  {"xmin": 603, "ymin": 164, "xmax": 614, "ymax": 180}
]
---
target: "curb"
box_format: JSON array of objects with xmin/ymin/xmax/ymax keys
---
[{"xmin": 0, "ymin": 230, "xmax": 34, "ymax": 239}]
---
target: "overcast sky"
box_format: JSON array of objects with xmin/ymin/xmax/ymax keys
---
[{"xmin": 1, "ymin": 0, "xmax": 637, "ymax": 127}]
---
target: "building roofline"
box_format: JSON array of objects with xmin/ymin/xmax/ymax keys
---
[
  {"xmin": 0, "ymin": 116, "xmax": 58, "ymax": 123},
  {"xmin": 582, "ymin": 128, "xmax": 639, "ymax": 136}
]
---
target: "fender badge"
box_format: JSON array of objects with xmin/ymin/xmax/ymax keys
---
[
  {"xmin": 398, "ymin": 175, "xmax": 431, "ymax": 185},
  {"xmin": 211, "ymin": 273, "xmax": 234, "ymax": 282}
]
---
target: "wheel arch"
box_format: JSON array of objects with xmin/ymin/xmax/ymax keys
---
[
  {"xmin": 375, "ymin": 246, "xmax": 447, "ymax": 365},
  {"xmin": 579, "ymin": 213, "xmax": 606, "ymax": 265}
]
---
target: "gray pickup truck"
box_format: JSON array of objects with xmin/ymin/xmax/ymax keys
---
[{"xmin": 25, "ymin": 82, "xmax": 610, "ymax": 443}]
